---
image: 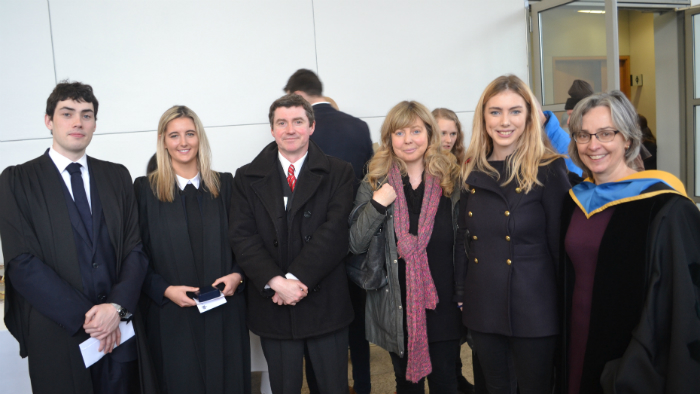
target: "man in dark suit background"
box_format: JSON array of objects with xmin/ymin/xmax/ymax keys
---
[
  {"xmin": 284, "ymin": 69, "xmax": 373, "ymax": 394},
  {"xmin": 230, "ymin": 94, "xmax": 355, "ymax": 394},
  {"xmin": 0, "ymin": 81, "xmax": 156, "ymax": 393}
]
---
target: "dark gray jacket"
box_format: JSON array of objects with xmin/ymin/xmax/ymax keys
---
[{"xmin": 349, "ymin": 179, "xmax": 460, "ymax": 356}]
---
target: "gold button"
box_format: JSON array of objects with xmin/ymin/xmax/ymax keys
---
[
  {"xmin": 471, "ymin": 189, "xmax": 476, "ymax": 194},
  {"xmin": 474, "ymin": 258, "xmax": 478, "ymax": 263},
  {"xmin": 505, "ymin": 211, "xmax": 510, "ymax": 216},
  {"xmin": 506, "ymin": 259, "xmax": 512, "ymax": 265},
  {"xmin": 468, "ymin": 211, "xmax": 473, "ymax": 217},
  {"xmin": 515, "ymin": 187, "xmax": 522, "ymax": 193},
  {"xmin": 505, "ymin": 236, "xmax": 511, "ymax": 241},
  {"xmin": 472, "ymin": 235, "xmax": 477, "ymax": 240}
]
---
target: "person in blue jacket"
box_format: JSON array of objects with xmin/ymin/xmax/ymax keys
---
[{"xmin": 535, "ymin": 101, "xmax": 584, "ymax": 180}]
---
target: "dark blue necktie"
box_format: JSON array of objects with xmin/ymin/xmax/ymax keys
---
[{"xmin": 66, "ymin": 163, "xmax": 93, "ymax": 241}]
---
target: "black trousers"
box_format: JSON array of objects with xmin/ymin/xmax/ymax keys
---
[
  {"xmin": 306, "ymin": 280, "xmax": 371, "ymax": 394},
  {"xmin": 90, "ymin": 356, "xmax": 140, "ymax": 394},
  {"xmin": 390, "ymin": 339, "xmax": 460, "ymax": 394},
  {"xmin": 261, "ymin": 327, "xmax": 349, "ymax": 394},
  {"xmin": 470, "ymin": 330, "xmax": 557, "ymax": 394}
]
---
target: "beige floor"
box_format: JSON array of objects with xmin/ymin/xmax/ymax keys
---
[{"xmin": 251, "ymin": 343, "xmax": 474, "ymax": 394}]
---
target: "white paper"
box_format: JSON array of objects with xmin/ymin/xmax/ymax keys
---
[
  {"xmin": 79, "ymin": 321, "xmax": 136, "ymax": 368},
  {"xmin": 195, "ymin": 291, "xmax": 227, "ymax": 313}
]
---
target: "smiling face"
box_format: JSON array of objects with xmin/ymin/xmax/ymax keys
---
[
  {"xmin": 391, "ymin": 117, "xmax": 429, "ymax": 166},
  {"xmin": 46, "ymin": 99, "xmax": 96, "ymax": 161},
  {"xmin": 577, "ymin": 105, "xmax": 632, "ymax": 184},
  {"xmin": 484, "ymin": 90, "xmax": 528, "ymax": 160},
  {"xmin": 272, "ymin": 105, "xmax": 315, "ymax": 162},
  {"xmin": 164, "ymin": 117, "xmax": 199, "ymax": 173},
  {"xmin": 437, "ymin": 118, "xmax": 458, "ymax": 153}
]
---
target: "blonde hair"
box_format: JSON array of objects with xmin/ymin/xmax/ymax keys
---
[
  {"xmin": 462, "ymin": 75, "xmax": 562, "ymax": 193},
  {"xmin": 432, "ymin": 108, "xmax": 466, "ymax": 165},
  {"xmin": 367, "ymin": 101, "xmax": 459, "ymax": 196},
  {"xmin": 149, "ymin": 105, "xmax": 220, "ymax": 202}
]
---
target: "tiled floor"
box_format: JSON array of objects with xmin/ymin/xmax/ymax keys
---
[{"xmin": 251, "ymin": 343, "xmax": 475, "ymax": 394}]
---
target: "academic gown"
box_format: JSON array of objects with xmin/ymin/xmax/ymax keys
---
[
  {"xmin": 135, "ymin": 173, "xmax": 251, "ymax": 394},
  {"xmin": 0, "ymin": 153, "xmax": 158, "ymax": 394}
]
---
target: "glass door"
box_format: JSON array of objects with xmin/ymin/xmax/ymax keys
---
[
  {"xmin": 685, "ymin": 8, "xmax": 700, "ymax": 202},
  {"xmin": 531, "ymin": 0, "xmax": 619, "ymax": 126}
]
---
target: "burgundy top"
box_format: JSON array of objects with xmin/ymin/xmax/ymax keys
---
[{"xmin": 564, "ymin": 206, "xmax": 615, "ymax": 394}]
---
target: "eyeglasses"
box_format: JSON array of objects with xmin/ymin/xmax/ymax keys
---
[{"xmin": 572, "ymin": 129, "xmax": 619, "ymax": 144}]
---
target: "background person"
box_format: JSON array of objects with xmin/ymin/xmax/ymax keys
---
[
  {"xmin": 560, "ymin": 91, "xmax": 700, "ymax": 393},
  {"xmin": 135, "ymin": 105, "xmax": 250, "ymax": 394},
  {"xmin": 284, "ymin": 69, "xmax": 374, "ymax": 394},
  {"xmin": 350, "ymin": 101, "xmax": 462, "ymax": 393},
  {"xmin": 457, "ymin": 75, "xmax": 570, "ymax": 394}
]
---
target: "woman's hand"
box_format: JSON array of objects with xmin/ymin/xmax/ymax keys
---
[
  {"xmin": 372, "ymin": 183, "xmax": 397, "ymax": 207},
  {"xmin": 164, "ymin": 285, "xmax": 198, "ymax": 307},
  {"xmin": 212, "ymin": 273, "xmax": 243, "ymax": 296}
]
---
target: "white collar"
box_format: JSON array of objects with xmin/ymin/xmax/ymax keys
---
[
  {"xmin": 176, "ymin": 172, "xmax": 201, "ymax": 190},
  {"xmin": 311, "ymin": 101, "xmax": 331, "ymax": 106},
  {"xmin": 278, "ymin": 151, "xmax": 308, "ymax": 178},
  {"xmin": 49, "ymin": 146, "xmax": 89, "ymax": 173}
]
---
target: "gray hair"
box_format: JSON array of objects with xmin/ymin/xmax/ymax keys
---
[{"xmin": 568, "ymin": 90, "xmax": 642, "ymax": 177}]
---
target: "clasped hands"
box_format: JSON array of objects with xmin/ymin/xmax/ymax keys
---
[
  {"xmin": 83, "ymin": 304, "xmax": 121, "ymax": 355},
  {"xmin": 164, "ymin": 272, "xmax": 243, "ymax": 308},
  {"xmin": 269, "ymin": 276, "xmax": 308, "ymax": 306}
]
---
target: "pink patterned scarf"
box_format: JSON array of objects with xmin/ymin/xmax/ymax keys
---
[{"xmin": 387, "ymin": 162, "xmax": 442, "ymax": 382}]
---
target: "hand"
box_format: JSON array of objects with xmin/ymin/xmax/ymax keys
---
[
  {"xmin": 268, "ymin": 276, "xmax": 308, "ymax": 305},
  {"xmin": 372, "ymin": 183, "xmax": 397, "ymax": 207},
  {"xmin": 84, "ymin": 304, "xmax": 120, "ymax": 339},
  {"xmin": 164, "ymin": 285, "xmax": 198, "ymax": 307},
  {"xmin": 212, "ymin": 273, "xmax": 243, "ymax": 296},
  {"xmin": 458, "ymin": 302, "xmax": 463, "ymax": 311},
  {"xmin": 98, "ymin": 326, "xmax": 122, "ymax": 354}
]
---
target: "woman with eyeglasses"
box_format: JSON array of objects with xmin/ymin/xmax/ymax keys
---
[{"xmin": 560, "ymin": 91, "xmax": 700, "ymax": 393}]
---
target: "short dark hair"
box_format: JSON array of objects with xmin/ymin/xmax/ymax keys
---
[
  {"xmin": 268, "ymin": 94, "xmax": 315, "ymax": 128},
  {"xmin": 283, "ymin": 69, "xmax": 323, "ymax": 96},
  {"xmin": 46, "ymin": 80, "xmax": 99, "ymax": 120}
]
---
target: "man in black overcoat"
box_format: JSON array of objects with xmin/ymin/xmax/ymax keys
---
[
  {"xmin": 230, "ymin": 94, "xmax": 355, "ymax": 394},
  {"xmin": 0, "ymin": 81, "xmax": 157, "ymax": 394},
  {"xmin": 284, "ymin": 69, "xmax": 373, "ymax": 394}
]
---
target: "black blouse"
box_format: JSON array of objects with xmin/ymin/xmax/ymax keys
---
[{"xmin": 396, "ymin": 175, "xmax": 462, "ymax": 343}]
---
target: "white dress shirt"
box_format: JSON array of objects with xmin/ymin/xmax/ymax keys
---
[
  {"xmin": 277, "ymin": 151, "xmax": 307, "ymax": 181},
  {"xmin": 176, "ymin": 173, "xmax": 201, "ymax": 190},
  {"xmin": 48, "ymin": 147, "xmax": 92, "ymax": 212}
]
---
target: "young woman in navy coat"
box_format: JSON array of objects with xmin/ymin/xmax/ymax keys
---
[{"xmin": 456, "ymin": 75, "xmax": 571, "ymax": 394}]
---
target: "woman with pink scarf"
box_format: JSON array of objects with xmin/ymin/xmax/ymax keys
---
[{"xmin": 349, "ymin": 101, "xmax": 461, "ymax": 393}]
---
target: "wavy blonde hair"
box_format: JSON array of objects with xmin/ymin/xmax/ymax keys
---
[
  {"xmin": 367, "ymin": 101, "xmax": 459, "ymax": 196},
  {"xmin": 462, "ymin": 75, "xmax": 562, "ymax": 193},
  {"xmin": 149, "ymin": 105, "xmax": 220, "ymax": 202},
  {"xmin": 432, "ymin": 108, "xmax": 467, "ymax": 165}
]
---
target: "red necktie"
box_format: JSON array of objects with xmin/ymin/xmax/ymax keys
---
[{"xmin": 287, "ymin": 164, "xmax": 296, "ymax": 192}]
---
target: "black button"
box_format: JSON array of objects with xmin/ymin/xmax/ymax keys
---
[
  {"xmin": 304, "ymin": 211, "xmax": 311, "ymax": 218},
  {"xmin": 304, "ymin": 235, "xmax": 312, "ymax": 242},
  {"xmin": 273, "ymin": 239, "xmax": 278, "ymax": 247},
  {"xmin": 313, "ymin": 285, "xmax": 321, "ymax": 292},
  {"xmin": 92, "ymin": 263, "xmax": 98, "ymax": 268},
  {"xmin": 97, "ymin": 294, "xmax": 106, "ymax": 302}
]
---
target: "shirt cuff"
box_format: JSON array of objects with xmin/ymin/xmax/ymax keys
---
[{"xmin": 370, "ymin": 199, "xmax": 388, "ymax": 215}]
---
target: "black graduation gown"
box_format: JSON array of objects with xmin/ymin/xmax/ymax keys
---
[
  {"xmin": 558, "ymin": 184, "xmax": 700, "ymax": 393},
  {"xmin": 135, "ymin": 173, "xmax": 251, "ymax": 394},
  {"xmin": 0, "ymin": 153, "xmax": 158, "ymax": 394}
]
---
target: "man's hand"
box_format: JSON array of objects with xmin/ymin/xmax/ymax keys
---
[
  {"xmin": 212, "ymin": 273, "xmax": 243, "ymax": 296},
  {"xmin": 164, "ymin": 285, "xmax": 198, "ymax": 307},
  {"xmin": 268, "ymin": 276, "xmax": 308, "ymax": 305},
  {"xmin": 98, "ymin": 326, "xmax": 121, "ymax": 354},
  {"xmin": 84, "ymin": 304, "xmax": 120, "ymax": 340}
]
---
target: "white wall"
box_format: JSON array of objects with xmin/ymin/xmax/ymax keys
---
[{"xmin": 0, "ymin": 0, "xmax": 529, "ymax": 264}]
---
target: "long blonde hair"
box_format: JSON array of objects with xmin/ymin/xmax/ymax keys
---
[
  {"xmin": 149, "ymin": 105, "xmax": 220, "ymax": 202},
  {"xmin": 367, "ymin": 101, "xmax": 459, "ymax": 196},
  {"xmin": 432, "ymin": 108, "xmax": 466, "ymax": 165},
  {"xmin": 462, "ymin": 75, "xmax": 562, "ymax": 193}
]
